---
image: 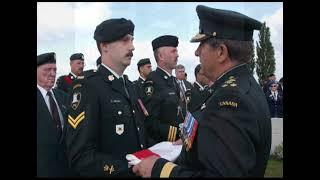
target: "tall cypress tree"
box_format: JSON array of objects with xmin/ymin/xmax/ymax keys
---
[
  {"xmin": 247, "ymin": 40, "xmax": 255, "ymax": 75},
  {"xmin": 256, "ymin": 22, "xmax": 276, "ymax": 83}
]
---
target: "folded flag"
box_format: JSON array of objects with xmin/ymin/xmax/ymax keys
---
[{"xmin": 126, "ymin": 141, "xmax": 182, "ymax": 166}]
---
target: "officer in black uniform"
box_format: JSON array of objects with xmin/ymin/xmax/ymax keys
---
[
  {"xmin": 65, "ymin": 18, "xmax": 147, "ymax": 177},
  {"xmin": 134, "ymin": 58, "xmax": 152, "ymax": 101},
  {"xmin": 56, "ymin": 53, "xmax": 85, "ymax": 94},
  {"xmin": 142, "ymin": 35, "xmax": 185, "ymax": 145},
  {"xmin": 133, "ymin": 5, "xmax": 271, "ymax": 177},
  {"xmin": 188, "ymin": 64, "xmax": 213, "ymax": 112}
]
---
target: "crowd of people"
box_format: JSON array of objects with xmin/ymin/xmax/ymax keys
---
[{"xmin": 37, "ymin": 5, "xmax": 274, "ymax": 177}]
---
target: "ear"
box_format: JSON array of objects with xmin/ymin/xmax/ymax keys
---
[
  {"xmin": 101, "ymin": 42, "xmax": 109, "ymax": 53},
  {"xmin": 216, "ymin": 44, "xmax": 229, "ymax": 63}
]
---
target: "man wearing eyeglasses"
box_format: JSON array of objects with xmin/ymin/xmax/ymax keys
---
[{"xmin": 56, "ymin": 53, "xmax": 85, "ymax": 94}]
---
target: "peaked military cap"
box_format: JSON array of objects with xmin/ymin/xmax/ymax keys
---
[
  {"xmin": 70, "ymin": 53, "xmax": 84, "ymax": 61},
  {"xmin": 94, "ymin": 18, "xmax": 134, "ymax": 43},
  {"xmin": 191, "ymin": 5, "xmax": 262, "ymax": 42},
  {"xmin": 137, "ymin": 58, "xmax": 151, "ymax": 68},
  {"xmin": 152, "ymin": 35, "xmax": 178, "ymax": 51},
  {"xmin": 37, "ymin": 52, "xmax": 56, "ymax": 67}
]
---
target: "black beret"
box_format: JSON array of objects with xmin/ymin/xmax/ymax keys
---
[
  {"xmin": 37, "ymin": 52, "xmax": 56, "ymax": 67},
  {"xmin": 152, "ymin": 35, "xmax": 178, "ymax": 51},
  {"xmin": 191, "ymin": 5, "xmax": 262, "ymax": 42},
  {"xmin": 194, "ymin": 64, "xmax": 201, "ymax": 77},
  {"xmin": 137, "ymin": 58, "xmax": 151, "ymax": 68},
  {"xmin": 94, "ymin": 18, "xmax": 134, "ymax": 43},
  {"xmin": 96, "ymin": 56, "xmax": 102, "ymax": 66},
  {"xmin": 70, "ymin": 53, "xmax": 84, "ymax": 61}
]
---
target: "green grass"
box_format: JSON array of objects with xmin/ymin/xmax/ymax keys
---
[{"xmin": 264, "ymin": 158, "xmax": 283, "ymax": 177}]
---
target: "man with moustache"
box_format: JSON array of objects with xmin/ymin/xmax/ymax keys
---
[
  {"xmin": 65, "ymin": 18, "xmax": 147, "ymax": 177},
  {"xmin": 142, "ymin": 35, "xmax": 185, "ymax": 145},
  {"xmin": 133, "ymin": 5, "xmax": 271, "ymax": 177},
  {"xmin": 56, "ymin": 53, "xmax": 85, "ymax": 94}
]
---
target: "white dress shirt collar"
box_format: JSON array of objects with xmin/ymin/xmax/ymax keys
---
[{"xmin": 101, "ymin": 63, "xmax": 121, "ymax": 79}]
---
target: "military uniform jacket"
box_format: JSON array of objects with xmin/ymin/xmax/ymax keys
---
[
  {"xmin": 188, "ymin": 82, "xmax": 212, "ymax": 113},
  {"xmin": 133, "ymin": 77, "xmax": 147, "ymax": 102},
  {"xmin": 143, "ymin": 67, "xmax": 183, "ymax": 144},
  {"xmin": 56, "ymin": 73, "xmax": 76, "ymax": 94},
  {"xmin": 183, "ymin": 80, "xmax": 193, "ymax": 91},
  {"xmin": 37, "ymin": 88, "xmax": 72, "ymax": 177},
  {"xmin": 151, "ymin": 64, "xmax": 272, "ymax": 177},
  {"xmin": 65, "ymin": 65, "xmax": 146, "ymax": 177}
]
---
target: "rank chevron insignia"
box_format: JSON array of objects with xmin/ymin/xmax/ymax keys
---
[{"xmin": 68, "ymin": 111, "xmax": 85, "ymax": 129}]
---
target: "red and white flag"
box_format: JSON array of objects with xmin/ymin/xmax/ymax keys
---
[{"xmin": 126, "ymin": 141, "xmax": 182, "ymax": 166}]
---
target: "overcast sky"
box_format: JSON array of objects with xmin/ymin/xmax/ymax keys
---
[{"xmin": 37, "ymin": 2, "xmax": 283, "ymax": 83}]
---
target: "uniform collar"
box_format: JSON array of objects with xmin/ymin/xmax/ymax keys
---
[
  {"xmin": 156, "ymin": 67, "xmax": 172, "ymax": 81},
  {"xmin": 37, "ymin": 84, "xmax": 53, "ymax": 99},
  {"xmin": 157, "ymin": 66, "xmax": 172, "ymax": 77},
  {"xmin": 70, "ymin": 72, "xmax": 77, "ymax": 79},
  {"xmin": 101, "ymin": 63, "xmax": 121, "ymax": 79},
  {"xmin": 139, "ymin": 76, "xmax": 146, "ymax": 82},
  {"xmin": 194, "ymin": 81, "xmax": 205, "ymax": 90},
  {"xmin": 213, "ymin": 63, "xmax": 247, "ymax": 87}
]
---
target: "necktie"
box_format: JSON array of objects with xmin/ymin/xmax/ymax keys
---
[
  {"xmin": 179, "ymin": 81, "xmax": 186, "ymax": 100},
  {"xmin": 173, "ymin": 78, "xmax": 186, "ymax": 120},
  {"xmin": 47, "ymin": 91, "xmax": 62, "ymax": 139},
  {"xmin": 120, "ymin": 77, "xmax": 130, "ymax": 98}
]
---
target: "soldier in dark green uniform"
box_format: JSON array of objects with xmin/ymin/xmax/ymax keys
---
[
  {"xmin": 56, "ymin": 53, "xmax": 85, "ymax": 94},
  {"xmin": 65, "ymin": 18, "xmax": 147, "ymax": 177},
  {"xmin": 81, "ymin": 56, "xmax": 102, "ymax": 78},
  {"xmin": 133, "ymin": 58, "xmax": 152, "ymax": 102},
  {"xmin": 142, "ymin": 35, "xmax": 185, "ymax": 145},
  {"xmin": 188, "ymin": 64, "xmax": 213, "ymax": 112},
  {"xmin": 133, "ymin": 5, "xmax": 271, "ymax": 177}
]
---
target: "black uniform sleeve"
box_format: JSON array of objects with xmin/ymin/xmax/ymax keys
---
[
  {"xmin": 151, "ymin": 89, "xmax": 258, "ymax": 177},
  {"xmin": 65, "ymin": 80, "xmax": 129, "ymax": 177}
]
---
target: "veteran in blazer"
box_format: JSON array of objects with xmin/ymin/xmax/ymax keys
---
[{"xmin": 37, "ymin": 52, "xmax": 72, "ymax": 177}]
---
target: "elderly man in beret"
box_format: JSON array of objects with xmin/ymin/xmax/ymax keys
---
[
  {"xmin": 65, "ymin": 18, "xmax": 148, "ymax": 177},
  {"xmin": 56, "ymin": 53, "xmax": 85, "ymax": 94},
  {"xmin": 133, "ymin": 5, "xmax": 271, "ymax": 177},
  {"xmin": 37, "ymin": 52, "xmax": 73, "ymax": 177}
]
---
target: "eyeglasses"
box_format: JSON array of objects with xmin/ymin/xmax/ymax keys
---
[{"xmin": 271, "ymin": 85, "xmax": 277, "ymax": 87}]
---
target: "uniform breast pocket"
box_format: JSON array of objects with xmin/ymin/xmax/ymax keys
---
[{"xmin": 111, "ymin": 103, "xmax": 132, "ymax": 136}]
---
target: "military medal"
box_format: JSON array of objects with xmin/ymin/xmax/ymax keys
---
[{"xmin": 181, "ymin": 111, "xmax": 198, "ymax": 151}]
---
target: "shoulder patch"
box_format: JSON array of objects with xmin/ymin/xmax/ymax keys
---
[
  {"xmin": 71, "ymin": 91, "xmax": 82, "ymax": 110},
  {"xmin": 144, "ymin": 80, "xmax": 154, "ymax": 97},
  {"xmin": 221, "ymin": 76, "xmax": 237, "ymax": 88},
  {"xmin": 218, "ymin": 101, "xmax": 238, "ymax": 108}
]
